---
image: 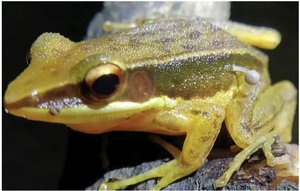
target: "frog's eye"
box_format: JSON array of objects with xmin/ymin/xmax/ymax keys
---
[{"xmin": 85, "ymin": 64, "xmax": 124, "ymax": 100}]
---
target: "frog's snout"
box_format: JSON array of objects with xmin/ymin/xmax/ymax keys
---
[{"xmin": 4, "ymin": 85, "xmax": 36, "ymax": 115}]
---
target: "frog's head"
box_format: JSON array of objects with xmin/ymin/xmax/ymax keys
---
[{"xmin": 4, "ymin": 33, "xmax": 166, "ymax": 133}]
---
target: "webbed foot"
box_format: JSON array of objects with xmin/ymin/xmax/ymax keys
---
[
  {"xmin": 98, "ymin": 159, "xmax": 197, "ymax": 190},
  {"xmin": 215, "ymin": 131, "xmax": 278, "ymax": 187}
]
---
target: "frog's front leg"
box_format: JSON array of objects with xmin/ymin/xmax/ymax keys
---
[
  {"xmin": 215, "ymin": 80, "xmax": 297, "ymax": 187},
  {"xmin": 100, "ymin": 101, "xmax": 225, "ymax": 190}
]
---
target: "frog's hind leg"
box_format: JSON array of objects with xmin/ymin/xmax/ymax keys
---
[
  {"xmin": 102, "ymin": 21, "xmax": 136, "ymax": 32},
  {"xmin": 102, "ymin": 19, "xmax": 153, "ymax": 33},
  {"xmin": 213, "ymin": 20, "xmax": 281, "ymax": 49},
  {"xmin": 215, "ymin": 80, "xmax": 297, "ymax": 187},
  {"xmin": 149, "ymin": 134, "xmax": 181, "ymax": 159}
]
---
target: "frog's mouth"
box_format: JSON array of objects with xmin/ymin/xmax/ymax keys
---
[
  {"xmin": 5, "ymin": 94, "xmax": 168, "ymax": 133},
  {"xmin": 6, "ymin": 100, "xmax": 158, "ymax": 123}
]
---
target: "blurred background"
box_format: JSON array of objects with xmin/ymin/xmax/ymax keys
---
[{"xmin": 3, "ymin": 2, "xmax": 298, "ymax": 189}]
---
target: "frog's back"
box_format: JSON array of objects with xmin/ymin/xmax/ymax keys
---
[
  {"xmin": 86, "ymin": 18, "xmax": 267, "ymax": 64},
  {"xmin": 78, "ymin": 18, "xmax": 268, "ymax": 99}
]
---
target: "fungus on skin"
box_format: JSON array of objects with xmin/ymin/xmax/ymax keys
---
[{"xmin": 232, "ymin": 64, "xmax": 260, "ymax": 85}]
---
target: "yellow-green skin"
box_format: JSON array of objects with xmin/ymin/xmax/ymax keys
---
[{"xmin": 4, "ymin": 18, "xmax": 297, "ymax": 190}]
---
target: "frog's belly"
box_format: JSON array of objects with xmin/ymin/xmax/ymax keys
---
[{"xmin": 68, "ymin": 109, "xmax": 186, "ymax": 135}]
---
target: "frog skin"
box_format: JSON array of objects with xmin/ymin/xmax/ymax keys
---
[{"xmin": 4, "ymin": 18, "xmax": 297, "ymax": 190}]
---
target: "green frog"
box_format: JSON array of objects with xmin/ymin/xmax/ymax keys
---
[{"xmin": 4, "ymin": 18, "xmax": 296, "ymax": 190}]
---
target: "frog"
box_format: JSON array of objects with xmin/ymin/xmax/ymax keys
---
[{"xmin": 4, "ymin": 17, "xmax": 297, "ymax": 190}]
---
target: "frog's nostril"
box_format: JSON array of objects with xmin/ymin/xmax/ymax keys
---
[
  {"xmin": 26, "ymin": 48, "xmax": 32, "ymax": 65},
  {"xmin": 30, "ymin": 90, "xmax": 41, "ymax": 103},
  {"xmin": 4, "ymin": 88, "xmax": 18, "ymax": 106}
]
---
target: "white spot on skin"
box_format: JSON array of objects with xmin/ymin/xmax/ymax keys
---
[
  {"xmin": 177, "ymin": 114, "xmax": 188, "ymax": 122},
  {"xmin": 31, "ymin": 90, "xmax": 38, "ymax": 96},
  {"xmin": 31, "ymin": 90, "xmax": 40, "ymax": 102},
  {"xmin": 99, "ymin": 55, "xmax": 109, "ymax": 63}
]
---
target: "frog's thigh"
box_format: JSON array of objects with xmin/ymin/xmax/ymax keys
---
[
  {"xmin": 100, "ymin": 102, "xmax": 225, "ymax": 190},
  {"xmin": 216, "ymin": 80, "xmax": 297, "ymax": 187},
  {"xmin": 226, "ymin": 80, "xmax": 297, "ymax": 147}
]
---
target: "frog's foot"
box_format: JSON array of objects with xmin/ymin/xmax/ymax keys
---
[
  {"xmin": 218, "ymin": 80, "xmax": 297, "ymax": 187},
  {"xmin": 99, "ymin": 159, "xmax": 197, "ymax": 190},
  {"xmin": 215, "ymin": 131, "xmax": 278, "ymax": 187},
  {"xmin": 262, "ymin": 136, "xmax": 276, "ymax": 166},
  {"xmin": 102, "ymin": 19, "xmax": 156, "ymax": 32},
  {"xmin": 212, "ymin": 20, "xmax": 281, "ymax": 49},
  {"xmin": 102, "ymin": 21, "xmax": 136, "ymax": 32}
]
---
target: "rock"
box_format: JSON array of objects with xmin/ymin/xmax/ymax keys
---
[{"xmin": 86, "ymin": 144, "xmax": 298, "ymax": 190}]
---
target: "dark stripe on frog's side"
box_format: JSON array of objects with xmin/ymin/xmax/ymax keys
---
[
  {"xmin": 128, "ymin": 52, "xmax": 264, "ymax": 99},
  {"xmin": 5, "ymin": 84, "xmax": 84, "ymax": 110}
]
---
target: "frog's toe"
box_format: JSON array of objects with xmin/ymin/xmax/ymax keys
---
[
  {"xmin": 262, "ymin": 136, "xmax": 276, "ymax": 166},
  {"xmin": 215, "ymin": 132, "xmax": 278, "ymax": 187},
  {"xmin": 99, "ymin": 180, "xmax": 126, "ymax": 191},
  {"xmin": 99, "ymin": 177, "xmax": 124, "ymax": 191},
  {"xmin": 99, "ymin": 182, "xmax": 108, "ymax": 191},
  {"xmin": 99, "ymin": 181, "xmax": 116, "ymax": 191}
]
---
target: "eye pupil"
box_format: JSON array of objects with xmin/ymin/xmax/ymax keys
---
[{"xmin": 92, "ymin": 74, "xmax": 120, "ymax": 96}]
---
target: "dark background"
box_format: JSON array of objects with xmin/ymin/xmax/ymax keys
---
[{"xmin": 3, "ymin": 2, "xmax": 298, "ymax": 189}]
